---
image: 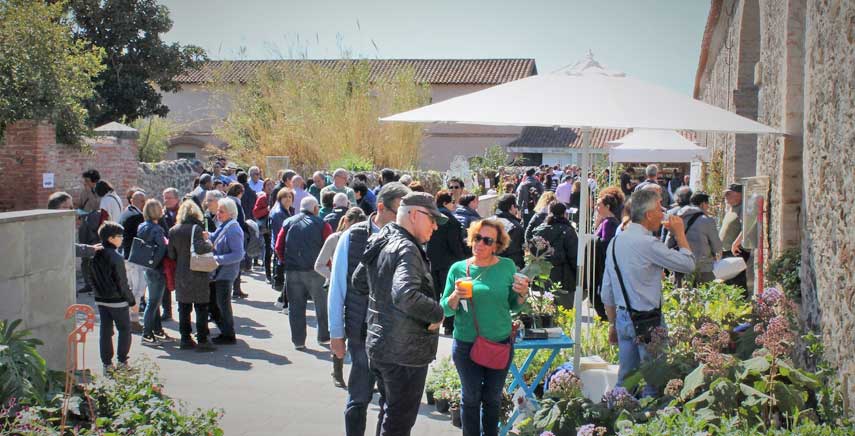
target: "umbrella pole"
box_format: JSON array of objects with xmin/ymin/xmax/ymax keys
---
[{"xmin": 573, "ymin": 127, "xmax": 592, "ymax": 370}]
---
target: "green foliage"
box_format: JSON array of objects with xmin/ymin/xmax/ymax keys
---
[
  {"xmin": 0, "ymin": 0, "xmax": 104, "ymax": 144},
  {"xmin": 1, "ymin": 358, "xmax": 223, "ymax": 435},
  {"xmin": 132, "ymin": 116, "xmax": 178, "ymax": 162},
  {"xmin": 469, "ymin": 144, "xmax": 520, "ymax": 171},
  {"xmin": 68, "ymin": 0, "xmax": 207, "ymax": 125},
  {"xmin": 556, "ymin": 308, "xmax": 618, "ymax": 364},
  {"xmin": 767, "ymin": 249, "xmax": 802, "ymax": 300},
  {"xmin": 426, "ymin": 357, "xmax": 460, "ymax": 399},
  {"xmin": 0, "ymin": 320, "xmax": 47, "ymax": 405},
  {"xmin": 329, "ymin": 153, "xmax": 374, "ymax": 172},
  {"xmin": 623, "ymin": 409, "xmax": 855, "ymax": 435}
]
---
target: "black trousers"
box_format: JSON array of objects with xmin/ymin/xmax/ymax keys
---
[
  {"xmin": 263, "ymin": 233, "xmax": 272, "ymax": 280},
  {"xmin": 178, "ymin": 302, "xmax": 210, "ymax": 342},
  {"xmin": 370, "ymin": 360, "xmax": 428, "ymax": 436}
]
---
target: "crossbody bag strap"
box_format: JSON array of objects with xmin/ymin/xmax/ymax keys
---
[
  {"xmin": 465, "ymin": 261, "xmax": 481, "ymax": 337},
  {"xmin": 191, "ymin": 224, "xmax": 198, "ymax": 254},
  {"xmin": 610, "ymin": 236, "xmax": 635, "ymax": 312}
]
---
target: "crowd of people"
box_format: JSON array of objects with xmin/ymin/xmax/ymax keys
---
[{"xmin": 47, "ymin": 159, "xmax": 749, "ymax": 436}]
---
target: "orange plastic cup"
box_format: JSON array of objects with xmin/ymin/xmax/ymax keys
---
[{"xmin": 456, "ymin": 278, "xmax": 473, "ymax": 299}]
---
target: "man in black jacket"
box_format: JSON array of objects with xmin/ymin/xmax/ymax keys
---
[
  {"xmin": 353, "ymin": 192, "xmax": 446, "ymax": 436},
  {"xmin": 516, "ymin": 168, "xmax": 544, "ymax": 227},
  {"xmin": 490, "ymin": 193, "xmax": 525, "ymax": 269}
]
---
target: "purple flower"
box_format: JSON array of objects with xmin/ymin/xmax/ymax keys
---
[
  {"xmin": 602, "ymin": 387, "xmax": 640, "ymax": 411},
  {"xmin": 540, "ymin": 432, "xmax": 556, "ymax": 436}
]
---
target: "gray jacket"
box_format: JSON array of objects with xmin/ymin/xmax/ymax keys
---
[{"xmin": 667, "ymin": 206, "xmax": 722, "ymax": 273}]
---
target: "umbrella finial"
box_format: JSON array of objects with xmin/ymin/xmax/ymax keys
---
[{"xmin": 557, "ymin": 52, "xmax": 626, "ymax": 78}]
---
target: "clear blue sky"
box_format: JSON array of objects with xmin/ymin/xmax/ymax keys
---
[{"xmin": 161, "ymin": 0, "xmax": 710, "ymax": 94}]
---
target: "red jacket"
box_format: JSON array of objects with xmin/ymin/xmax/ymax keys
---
[{"xmin": 253, "ymin": 193, "xmax": 269, "ymax": 220}]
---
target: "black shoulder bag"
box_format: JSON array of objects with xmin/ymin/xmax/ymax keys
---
[{"xmin": 611, "ymin": 237, "xmax": 662, "ymax": 344}]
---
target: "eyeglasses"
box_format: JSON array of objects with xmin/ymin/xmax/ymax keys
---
[
  {"xmin": 473, "ymin": 234, "xmax": 495, "ymax": 246},
  {"xmin": 413, "ymin": 209, "xmax": 437, "ymax": 224},
  {"xmin": 448, "ymin": 185, "xmax": 461, "ymax": 190}
]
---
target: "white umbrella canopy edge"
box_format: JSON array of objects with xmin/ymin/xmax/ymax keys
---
[{"xmin": 608, "ymin": 129, "xmax": 711, "ymax": 162}]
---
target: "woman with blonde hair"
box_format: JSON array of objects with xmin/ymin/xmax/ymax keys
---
[
  {"xmin": 167, "ymin": 199, "xmax": 216, "ymax": 351},
  {"xmin": 524, "ymin": 191, "xmax": 557, "ymax": 243},
  {"xmin": 441, "ymin": 219, "xmax": 531, "ymax": 436},
  {"xmin": 137, "ymin": 199, "xmax": 170, "ymax": 344}
]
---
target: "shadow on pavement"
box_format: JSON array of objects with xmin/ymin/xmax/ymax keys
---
[
  {"xmin": 232, "ymin": 315, "xmax": 273, "ymax": 339},
  {"xmin": 156, "ymin": 338, "xmax": 292, "ymax": 370}
]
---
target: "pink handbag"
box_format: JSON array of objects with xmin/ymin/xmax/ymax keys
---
[{"xmin": 466, "ymin": 262, "xmax": 514, "ymax": 370}]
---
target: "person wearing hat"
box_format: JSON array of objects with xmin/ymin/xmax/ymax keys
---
[
  {"xmin": 352, "ymin": 191, "xmax": 446, "ymax": 435},
  {"xmin": 328, "ymin": 182, "xmax": 411, "ymax": 436},
  {"xmin": 666, "ymin": 191, "xmax": 722, "ymax": 287},
  {"xmin": 720, "ymin": 183, "xmax": 749, "ymax": 291}
]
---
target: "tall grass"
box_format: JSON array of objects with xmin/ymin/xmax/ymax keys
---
[{"xmin": 214, "ymin": 60, "xmax": 430, "ymax": 174}]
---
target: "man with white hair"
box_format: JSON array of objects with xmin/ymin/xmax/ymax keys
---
[
  {"xmin": 308, "ymin": 171, "xmax": 327, "ymax": 202},
  {"xmin": 352, "ymin": 192, "xmax": 446, "ymax": 434},
  {"xmin": 248, "ymin": 166, "xmax": 264, "ymax": 193},
  {"xmin": 634, "ymin": 164, "xmax": 659, "ymax": 192},
  {"xmin": 275, "ymin": 196, "xmax": 334, "ymax": 350},
  {"xmin": 601, "ymin": 189, "xmax": 695, "ymax": 397},
  {"xmin": 324, "ymin": 192, "xmax": 350, "ymax": 231},
  {"xmin": 320, "ymin": 168, "xmax": 357, "ymax": 206}
]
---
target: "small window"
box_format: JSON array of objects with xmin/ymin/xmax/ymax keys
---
[{"xmin": 177, "ymin": 152, "xmax": 196, "ymax": 160}]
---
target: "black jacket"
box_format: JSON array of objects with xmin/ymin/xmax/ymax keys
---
[
  {"xmin": 530, "ymin": 217, "xmax": 579, "ymax": 267},
  {"xmin": 91, "ymin": 246, "xmax": 135, "ymax": 306},
  {"xmin": 354, "ymin": 223, "xmax": 444, "ymax": 366},
  {"xmin": 118, "ymin": 206, "xmax": 144, "ymax": 259},
  {"xmin": 492, "ymin": 210, "xmax": 525, "ymax": 268},
  {"xmin": 324, "ymin": 206, "xmax": 348, "ymax": 233},
  {"xmin": 524, "ymin": 211, "xmax": 549, "ymax": 244},
  {"xmin": 240, "ymin": 183, "xmax": 258, "ymax": 220},
  {"xmin": 426, "ymin": 207, "xmax": 467, "ymax": 272}
]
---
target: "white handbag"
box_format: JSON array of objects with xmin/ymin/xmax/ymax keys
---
[
  {"xmin": 713, "ymin": 257, "xmax": 747, "ymax": 281},
  {"xmin": 189, "ymin": 224, "xmax": 218, "ymax": 273}
]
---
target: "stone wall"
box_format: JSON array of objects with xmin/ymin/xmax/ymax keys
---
[
  {"xmin": 0, "ymin": 210, "xmax": 76, "ymax": 369},
  {"xmin": 136, "ymin": 159, "xmax": 204, "ymax": 201},
  {"xmin": 802, "ymin": 0, "xmax": 855, "ymax": 403},
  {"xmin": 0, "ymin": 121, "xmax": 139, "ymax": 212}
]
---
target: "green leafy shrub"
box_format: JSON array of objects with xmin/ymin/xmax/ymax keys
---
[
  {"xmin": 0, "ymin": 320, "xmax": 49, "ymax": 405},
  {"xmin": 330, "ymin": 154, "xmax": 375, "ymax": 172},
  {"xmin": 767, "ymin": 249, "xmax": 802, "ymax": 300}
]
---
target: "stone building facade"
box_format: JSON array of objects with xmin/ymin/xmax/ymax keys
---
[{"xmin": 695, "ymin": 0, "xmax": 854, "ymax": 401}]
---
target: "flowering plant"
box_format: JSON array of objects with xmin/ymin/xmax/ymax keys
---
[
  {"xmin": 521, "ymin": 236, "xmax": 554, "ymax": 280},
  {"xmin": 545, "ymin": 369, "xmax": 583, "ymax": 399},
  {"xmin": 576, "ymin": 423, "xmax": 607, "ymax": 436}
]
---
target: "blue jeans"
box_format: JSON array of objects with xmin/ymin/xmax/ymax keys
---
[
  {"xmin": 142, "ymin": 269, "xmax": 165, "ymax": 336},
  {"xmin": 345, "ymin": 338, "xmax": 384, "ymax": 436},
  {"xmin": 213, "ymin": 280, "xmax": 235, "ymax": 337},
  {"xmin": 98, "ymin": 305, "xmax": 131, "ymax": 366},
  {"xmin": 370, "ymin": 360, "xmax": 428, "ymax": 436},
  {"xmin": 285, "ymin": 270, "xmax": 328, "ymax": 346},
  {"xmin": 452, "ymin": 339, "xmax": 511, "ymax": 436},
  {"xmin": 615, "ymin": 309, "xmax": 659, "ymax": 397}
]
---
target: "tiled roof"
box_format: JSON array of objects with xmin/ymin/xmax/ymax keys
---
[
  {"xmin": 507, "ymin": 127, "xmax": 630, "ymax": 149},
  {"xmin": 507, "ymin": 127, "xmax": 697, "ymax": 149},
  {"xmin": 175, "ymin": 59, "xmax": 537, "ymax": 85}
]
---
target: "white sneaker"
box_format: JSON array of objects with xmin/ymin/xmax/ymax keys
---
[{"xmin": 280, "ymin": 308, "xmax": 289, "ymax": 315}]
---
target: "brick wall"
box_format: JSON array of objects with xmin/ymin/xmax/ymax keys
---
[{"xmin": 0, "ymin": 120, "xmax": 139, "ymax": 212}]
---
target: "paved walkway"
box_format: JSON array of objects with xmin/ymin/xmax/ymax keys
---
[{"xmin": 80, "ymin": 269, "xmax": 460, "ymax": 436}]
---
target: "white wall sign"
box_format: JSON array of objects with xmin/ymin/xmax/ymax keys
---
[{"xmin": 42, "ymin": 173, "xmax": 55, "ymax": 189}]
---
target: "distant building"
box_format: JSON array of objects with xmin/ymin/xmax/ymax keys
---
[
  {"xmin": 506, "ymin": 127, "xmax": 628, "ymax": 166},
  {"xmin": 163, "ymin": 58, "xmax": 537, "ymax": 169}
]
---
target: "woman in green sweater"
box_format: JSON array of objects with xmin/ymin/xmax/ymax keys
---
[{"xmin": 441, "ymin": 218, "xmax": 530, "ymax": 436}]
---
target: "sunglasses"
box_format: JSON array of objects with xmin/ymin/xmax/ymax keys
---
[
  {"xmin": 473, "ymin": 234, "xmax": 495, "ymax": 246},
  {"xmin": 448, "ymin": 185, "xmax": 461, "ymax": 190},
  {"xmin": 414, "ymin": 209, "xmax": 437, "ymax": 224}
]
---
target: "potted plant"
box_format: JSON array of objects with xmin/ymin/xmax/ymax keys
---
[
  {"xmin": 519, "ymin": 237, "xmax": 564, "ymax": 328},
  {"xmin": 449, "ymin": 390, "xmax": 462, "ymax": 428},
  {"xmin": 435, "ymin": 388, "xmax": 451, "ymax": 413}
]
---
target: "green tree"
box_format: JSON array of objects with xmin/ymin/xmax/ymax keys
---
[
  {"xmin": 131, "ymin": 116, "xmax": 176, "ymax": 162},
  {"xmin": 67, "ymin": 0, "xmax": 207, "ymax": 126},
  {"xmin": 0, "ymin": 0, "xmax": 104, "ymax": 144}
]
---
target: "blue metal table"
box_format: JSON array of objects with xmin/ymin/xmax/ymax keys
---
[{"xmin": 501, "ymin": 332, "xmax": 575, "ymax": 436}]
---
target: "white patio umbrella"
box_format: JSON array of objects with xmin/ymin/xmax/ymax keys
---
[
  {"xmin": 608, "ymin": 129, "xmax": 711, "ymax": 163},
  {"xmin": 381, "ymin": 52, "xmax": 781, "ymax": 370}
]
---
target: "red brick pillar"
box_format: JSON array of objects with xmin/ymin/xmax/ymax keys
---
[{"xmin": 0, "ymin": 120, "xmax": 56, "ymax": 211}]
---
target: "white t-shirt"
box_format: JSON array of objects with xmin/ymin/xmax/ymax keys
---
[{"xmin": 99, "ymin": 192, "xmax": 123, "ymax": 222}]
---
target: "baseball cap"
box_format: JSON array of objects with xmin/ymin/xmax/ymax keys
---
[
  {"xmin": 725, "ymin": 183, "xmax": 743, "ymax": 194},
  {"xmin": 401, "ymin": 192, "xmax": 448, "ymax": 225}
]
